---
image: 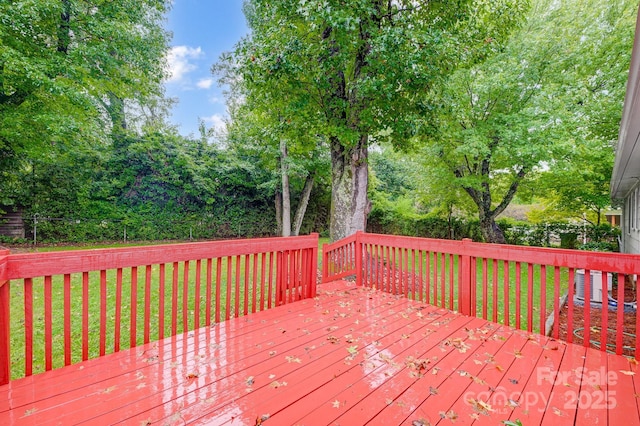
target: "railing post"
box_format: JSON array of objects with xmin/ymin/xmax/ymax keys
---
[
  {"xmin": 458, "ymin": 239, "xmax": 473, "ymax": 316},
  {"xmin": 0, "ymin": 249, "xmax": 10, "ymax": 385},
  {"xmin": 355, "ymin": 231, "xmax": 363, "ymax": 286},
  {"xmin": 311, "ymin": 233, "xmax": 319, "ymax": 297}
]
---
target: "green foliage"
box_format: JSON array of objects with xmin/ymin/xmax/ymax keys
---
[{"xmin": 418, "ymin": 0, "xmax": 636, "ymax": 242}]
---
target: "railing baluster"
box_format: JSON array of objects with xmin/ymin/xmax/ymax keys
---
[
  {"xmin": 100, "ymin": 269, "xmax": 108, "ymax": 355},
  {"xmin": 527, "ymin": 263, "xmax": 534, "ymax": 332},
  {"xmin": 567, "ymin": 268, "xmax": 575, "ymax": 343},
  {"xmin": 243, "ymin": 255, "xmax": 250, "ymax": 314},
  {"xmin": 601, "ymin": 269, "xmax": 608, "ymax": 353},
  {"xmin": 215, "ymin": 257, "xmax": 222, "ymax": 323},
  {"xmin": 24, "ymin": 278, "xmax": 33, "ymax": 376},
  {"xmin": 64, "ymin": 274, "xmax": 71, "ymax": 365},
  {"xmin": 44, "ymin": 275, "xmax": 52, "ymax": 371},
  {"xmin": 205, "ymin": 258, "xmax": 212, "ymax": 326},
  {"xmin": 539, "ymin": 265, "xmax": 546, "ymax": 335},
  {"xmin": 252, "ymin": 254, "xmax": 258, "ymax": 313},
  {"xmin": 115, "ymin": 268, "xmax": 123, "ymax": 352},
  {"xmin": 234, "ymin": 255, "xmax": 241, "ymax": 315},
  {"xmin": 171, "ymin": 262, "xmax": 179, "ymax": 336},
  {"xmin": 195, "ymin": 259, "xmax": 202, "ymax": 330},
  {"xmin": 267, "ymin": 252, "xmax": 274, "ymax": 309},
  {"xmin": 503, "ymin": 261, "xmax": 510, "ymax": 327},
  {"xmin": 616, "ymin": 273, "xmax": 625, "ymax": 355},
  {"xmin": 492, "ymin": 259, "xmax": 498, "ymax": 323},
  {"xmin": 515, "ymin": 262, "xmax": 521, "ymax": 330},
  {"xmin": 158, "ymin": 264, "xmax": 165, "ymax": 340},
  {"xmin": 226, "ymin": 256, "xmax": 232, "ymax": 320},
  {"xmin": 584, "ymin": 269, "xmax": 591, "ymax": 347},
  {"xmin": 183, "ymin": 260, "xmax": 190, "ymax": 332},
  {"xmin": 143, "ymin": 265, "xmax": 151, "ymax": 344},
  {"xmin": 84, "ymin": 271, "xmax": 90, "ymax": 359},
  {"xmin": 448, "ymin": 253, "xmax": 454, "ymax": 310},
  {"xmin": 553, "ymin": 266, "xmax": 560, "ymax": 339},
  {"xmin": 482, "ymin": 258, "xmax": 488, "ymax": 320}
]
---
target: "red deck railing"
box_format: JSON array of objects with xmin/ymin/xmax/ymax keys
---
[
  {"xmin": 323, "ymin": 231, "xmax": 640, "ymax": 358},
  {"xmin": 0, "ymin": 234, "xmax": 318, "ymax": 385}
]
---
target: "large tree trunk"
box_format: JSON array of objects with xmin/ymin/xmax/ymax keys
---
[
  {"xmin": 280, "ymin": 139, "xmax": 291, "ymax": 237},
  {"xmin": 479, "ymin": 215, "xmax": 506, "ymax": 244},
  {"xmin": 329, "ymin": 134, "xmax": 370, "ymax": 241},
  {"xmin": 292, "ymin": 173, "xmax": 314, "ymax": 236}
]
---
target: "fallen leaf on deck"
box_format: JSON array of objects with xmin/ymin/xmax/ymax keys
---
[
  {"xmin": 620, "ymin": 370, "xmax": 636, "ymax": 376},
  {"xmin": 102, "ymin": 385, "xmax": 117, "ymax": 394},
  {"xmin": 514, "ymin": 350, "xmax": 523, "ymax": 358},
  {"xmin": 429, "ymin": 386, "xmax": 439, "ymax": 395},
  {"xmin": 186, "ymin": 373, "xmax": 199, "ymax": 379},
  {"xmin": 552, "ymin": 406, "xmax": 566, "ymax": 416},
  {"xmin": 332, "ymin": 400, "xmax": 341, "ymax": 408},
  {"xmin": 24, "ymin": 408, "xmax": 37, "ymax": 417},
  {"xmin": 439, "ymin": 410, "xmax": 458, "ymax": 421},
  {"xmin": 285, "ymin": 355, "xmax": 301, "ymax": 363},
  {"xmin": 255, "ymin": 414, "xmax": 270, "ymax": 425},
  {"xmin": 269, "ymin": 351, "xmax": 277, "ymax": 356},
  {"xmin": 411, "ymin": 419, "xmax": 431, "ymax": 426},
  {"xmin": 246, "ymin": 376, "xmax": 255, "ymax": 386},
  {"xmin": 509, "ymin": 378, "xmax": 518, "ymax": 384},
  {"xmin": 270, "ymin": 381, "xmax": 287, "ymax": 388},
  {"xmin": 269, "ymin": 374, "xmax": 276, "ymax": 379}
]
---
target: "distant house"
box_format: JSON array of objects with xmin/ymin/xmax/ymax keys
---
[{"xmin": 611, "ymin": 9, "xmax": 640, "ymax": 253}]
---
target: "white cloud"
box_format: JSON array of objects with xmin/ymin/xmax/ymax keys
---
[
  {"xmin": 166, "ymin": 46, "xmax": 204, "ymax": 83},
  {"xmin": 203, "ymin": 114, "xmax": 227, "ymax": 132},
  {"xmin": 209, "ymin": 95, "xmax": 224, "ymax": 104},
  {"xmin": 196, "ymin": 78, "xmax": 214, "ymax": 89}
]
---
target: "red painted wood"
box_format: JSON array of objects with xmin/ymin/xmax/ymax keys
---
[
  {"xmin": 600, "ymin": 270, "xmax": 608, "ymax": 353},
  {"xmin": 492, "ymin": 258, "xmax": 498, "ymax": 322},
  {"xmin": 182, "ymin": 260, "xmax": 190, "ymax": 331},
  {"xmin": 44, "ymin": 276, "xmax": 52, "ymax": 372},
  {"xmin": 251, "ymin": 254, "xmax": 258, "ymax": 313},
  {"xmin": 567, "ymin": 268, "xmax": 575, "ymax": 344},
  {"xmin": 540, "ymin": 264, "xmax": 546, "ymax": 335},
  {"xmin": 158, "ymin": 264, "xmax": 165, "ymax": 340},
  {"xmin": 63, "ymin": 274, "xmax": 71, "ymax": 365},
  {"xmin": 573, "ymin": 347, "xmax": 608, "ymax": 425},
  {"xmin": 584, "ymin": 269, "xmax": 591, "ymax": 347},
  {"xmin": 0, "ymin": 273, "xmax": 8, "ymax": 385},
  {"xmin": 504, "ymin": 260, "xmax": 510, "ymax": 327},
  {"xmin": 553, "ymin": 266, "xmax": 560, "ymax": 339},
  {"xmin": 527, "ymin": 263, "xmax": 534, "ymax": 332},
  {"xmin": 205, "ymin": 258, "xmax": 212, "ymax": 326},
  {"xmin": 24, "ymin": 278, "xmax": 33, "ymax": 377},
  {"xmin": 171, "ymin": 262, "xmax": 179, "ymax": 336},
  {"xmin": 215, "ymin": 257, "xmax": 222, "ymax": 323},
  {"xmin": 7, "ymin": 234, "xmax": 320, "ymax": 279},
  {"xmin": 225, "ymin": 256, "xmax": 231, "ymax": 320},
  {"xmin": 100, "ymin": 269, "xmax": 107, "ymax": 355},
  {"xmin": 539, "ymin": 343, "xmax": 587, "ymax": 425},
  {"xmin": 243, "ymin": 255, "xmax": 250, "ymax": 314},
  {"xmin": 129, "ymin": 267, "xmax": 137, "ymax": 349},
  {"xmin": 195, "ymin": 259, "xmax": 201, "ymax": 329},
  {"xmin": 114, "ymin": 268, "xmax": 123, "ymax": 352},
  {"xmin": 515, "ymin": 262, "xmax": 522, "ymax": 330},
  {"xmin": 482, "ymin": 257, "xmax": 488, "ymax": 320},
  {"xmin": 608, "ymin": 353, "xmax": 640, "ymax": 426},
  {"xmin": 616, "ymin": 273, "xmax": 624, "ymax": 354}
]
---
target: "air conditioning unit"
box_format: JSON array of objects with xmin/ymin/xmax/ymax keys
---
[{"xmin": 575, "ymin": 270, "xmax": 612, "ymax": 303}]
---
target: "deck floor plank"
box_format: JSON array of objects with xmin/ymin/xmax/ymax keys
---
[{"xmin": 0, "ymin": 281, "xmax": 638, "ymax": 426}]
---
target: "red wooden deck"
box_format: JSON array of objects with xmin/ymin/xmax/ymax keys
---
[{"xmin": 1, "ymin": 280, "xmax": 639, "ymax": 425}]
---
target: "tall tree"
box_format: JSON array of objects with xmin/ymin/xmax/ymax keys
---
[
  {"xmin": 420, "ymin": 0, "xmax": 636, "ymax": 243},
  {"xmin": 219, "ymin": 0, "xmax": 528, "ymax": 240},
  {"xmin": 0, "ymin": 0, "xmax": 171, "ymax": 209}
]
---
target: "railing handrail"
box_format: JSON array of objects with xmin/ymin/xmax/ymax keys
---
[
  {"xmin": 7, "ymin": 235, "xmax": 319, "ymax": 279},
  {"xmin": 358, "ymin": 232, "xmax": 640, "ymax": 273}
]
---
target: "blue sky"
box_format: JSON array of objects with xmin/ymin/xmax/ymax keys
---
[{"xmin": 164, "ymin": 1, "xmax": 248, "ymax": 137}]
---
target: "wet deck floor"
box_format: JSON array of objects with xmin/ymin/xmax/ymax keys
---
[{"xmin": 1, "ymin": 280, "xmax": 639, "ymax": 425}]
